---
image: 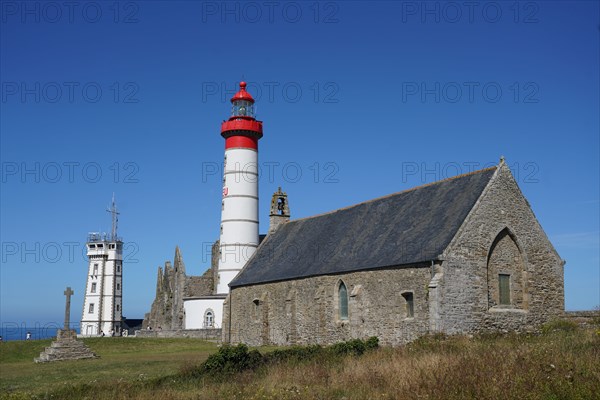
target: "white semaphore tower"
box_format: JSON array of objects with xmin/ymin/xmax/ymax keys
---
[
  {"xmin": 80, "ymin": 196, "xmax": 123, "ymax": 336},
  {"xmin": 217, "ymin": 81, "xmax": 263, "ymax": 294}
]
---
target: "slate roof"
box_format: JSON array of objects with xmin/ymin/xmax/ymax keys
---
[{"xmin": 230, "ymin": 167, "xmax": 497, "ymax": 288}]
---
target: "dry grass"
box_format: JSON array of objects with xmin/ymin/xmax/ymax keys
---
[
  {"xmin": 2, "ymin": 327, "xmax": 599, "ymax": 400},
  {"xmin": 199, "ymin": 330, "xmax": 599, "ymax": 400}
]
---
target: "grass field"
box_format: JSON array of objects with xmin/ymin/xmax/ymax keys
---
[
  {"xmin": 1, "ymin": 324, "xmax": 599, "ymax": 400},
  {"xmin": 0, "ymin": 338, "xmax": 217, "ymax": 398}
]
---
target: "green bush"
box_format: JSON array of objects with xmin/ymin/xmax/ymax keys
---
[
  {"xmin": 365, "ymin": 336, "xmax": 379, "ymax": 350},
  {"xmin": 331, "ymin": 338, "xmax": 366, "ymax": 356},
  {"xmin": 196, "ymin": 343, "xmax": 264, "ymax": 377},
  {"xmin": 187, "ymin": 337, "xmax": 379, "ymax": 379},
  {"xmin": 264, "ymin": 344, "xmax": 324, "ymax": 364},
  {"xmin": 330, "ymin": 337, "xmax": 378, "ymax": 356},
  {"xmin": 541, "ymin": 319, "xmax": 578, "ymax": 334}
]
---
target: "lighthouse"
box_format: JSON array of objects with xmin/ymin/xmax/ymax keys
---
[
  {"xmin": 80, "ymin": 196, "xmax": 123, "ymax": 336},
  {"xmin": 217, "ymin": 82, "xmax": 263, "ymax": 294}
]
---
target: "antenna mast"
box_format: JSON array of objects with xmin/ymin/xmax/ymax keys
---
[{"xmin": 106, "ymin": 193, "xmax": 120, "ymax": 241}]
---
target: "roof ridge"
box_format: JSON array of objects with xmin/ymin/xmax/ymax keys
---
[{"xmin": 288, "ymin": 165, "xmax": 498, "ymax": 224}]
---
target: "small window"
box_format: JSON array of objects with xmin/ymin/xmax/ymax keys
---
[
  {"xmin": 499, "ymin": 274, "xmax": 511, "ymax": 305},
  {"xmin": 253, "ymin": 298, "xmax": 260, "ymax": 321},
  {"xmin": 90, "ymin": 244, "xmax": 96, "ymax": 249},
  {"xmin": 402, "ymin": 292, "xmax": 414, "ymax": 318},
  {"xmin": 93, "ymin": 264, "xmax": 98, "ymax": 275},
  {"xmin": 89, "ymin": 303, "xmax": 94, "ymax": 313},
  {"xmin": 338, "ymin": 282, "xmax": 349, "ymax": 320},
  {"xmin": 91, "ymin": 283, "xmax": 97, "ymax": 293},
  {"xmin": 204, "ymin": 309, "xmax": 214, "ymax": 328},
  {"xmin": 116, "ymin": 304, "xmax": 120, "ymax": 311},
  {"xmin": 117, "ymin": 264, "xmax": 121, "ymax": 273},
  {"xmin": 116, "ymin": 283, "xmax": 120, "ymax": 290},
  {"xmin": 97, "ymin": 244, "xmax": 103, "ymax": 248}
]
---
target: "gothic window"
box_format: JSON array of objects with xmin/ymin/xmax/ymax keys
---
[
  {"xmin": 338, "ymin": 281, "xmax": 349, "ymax": 320},
  {"xmin": 499, "ymin": 274, "xmax": 511, "ymax": 305},
  {"xmin": 402, "ymin": 292, "xmax": 414, "ymax": 318},
  {"xmin": 116, "ymin": 304, "xmax": 120, "ymax": 311},
  {"xmin": 93, "ymin": 263, "xmax": 98, "ymax": 275},
  {"xmin": 487, "ymin": 228, "xmax": 526, "ymax": 309},
  {"xmin": 91, "ymin": 283, "xmax": 96, "ymax": 293},
  {"xmin": 204, "ymin": 309, "xmax": 215, "ymax": 328},
  {"xmin": 89, "ymin": 303, "xmax": 94, "ymax": 313}
]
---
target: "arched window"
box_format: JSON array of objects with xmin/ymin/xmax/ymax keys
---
[
  {"xmin": 487, "ymin": 228, "xmax": 527, "ymax": 309},
  {"xmin": 338, "ymin": 281, "xmax": 349, "ymax": 320},
  {"xmin": 204, "ymin": 309, "xmax": 214, "ymax": 328}
]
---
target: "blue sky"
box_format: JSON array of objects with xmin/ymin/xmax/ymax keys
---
[{"xmin": 1, "ymin": 1, "xmax": 598, "ymax": 327}]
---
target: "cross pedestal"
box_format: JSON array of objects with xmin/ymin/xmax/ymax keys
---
[{"xmin": 35, "ymin": 286, "xmax": 98, "ymax": 362}]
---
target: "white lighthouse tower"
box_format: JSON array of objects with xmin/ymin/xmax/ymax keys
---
[
  {"xmin": 80, "ymin": 196, "xmax": 123, "ymax": 336},
  {"xmin": 217, "ymin": 82, "xmax": 263, "ymax": 294}
]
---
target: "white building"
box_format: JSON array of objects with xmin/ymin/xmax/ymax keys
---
[{"xmin": 80, "ymin": 198, "xmax": 123, "ymax": 336}]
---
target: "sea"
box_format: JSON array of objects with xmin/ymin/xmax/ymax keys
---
[{"xmin": 0, "ymin": 324, "xmax": 80, "ymax": 341}]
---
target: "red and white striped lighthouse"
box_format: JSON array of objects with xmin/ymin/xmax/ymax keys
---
[{"xmin": 217, "ymin": 82, "xmax": 263, "ymax": 294}]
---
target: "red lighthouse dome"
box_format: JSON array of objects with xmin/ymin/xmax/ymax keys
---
[
  {"xmin": 230, "ymin": 81, "xmax": 254, "ymax": 102},
  {"xmin": 221, "ymin": 82, "xmax": 263, "ymax": 149}
]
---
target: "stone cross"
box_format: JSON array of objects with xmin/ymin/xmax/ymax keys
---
[{"xmin": 63, "ymin": 287, "xmax": 74, "ymax": 331}]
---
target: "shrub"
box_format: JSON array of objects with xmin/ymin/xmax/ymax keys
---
[
  {"xmin": 186, "ymin": 337, "xmax": 380, "ymax": 380},
  {"xmin": 541, "ymin": 319, "xmax": 578, "ymax": 334},
  {"xmin": 331, "ymin": 338, "xmax": 366, "ymax": 356},
  {"xmin": 198, "ymin": 344, "xmax": 264, "ymax": 377},
  {"xmin": 264, "ymin": 344, "xmax": 324, "ymax": 364},
  {"xmin": 365, "ymin": 336, "xmax": 379, "ymax": 350},
  {"xmin": 327, "ymin": 337, "xmax": 379, "ymax": 356}
]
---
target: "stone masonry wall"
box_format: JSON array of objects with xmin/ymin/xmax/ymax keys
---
[
  {"xmin": 438, "ymin": 163, "xmax": 564, "ymax": 334},
  {"xmin": 185, "ymin": 273, "xmax": 213, "ymax": 298},
  {"xmin": 135, "ymin": 328, "xmax": 221, "ymax": 341},
  {"xmin": 225, "ymin": 266, "xmax": 431, "ymax": 346}
]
